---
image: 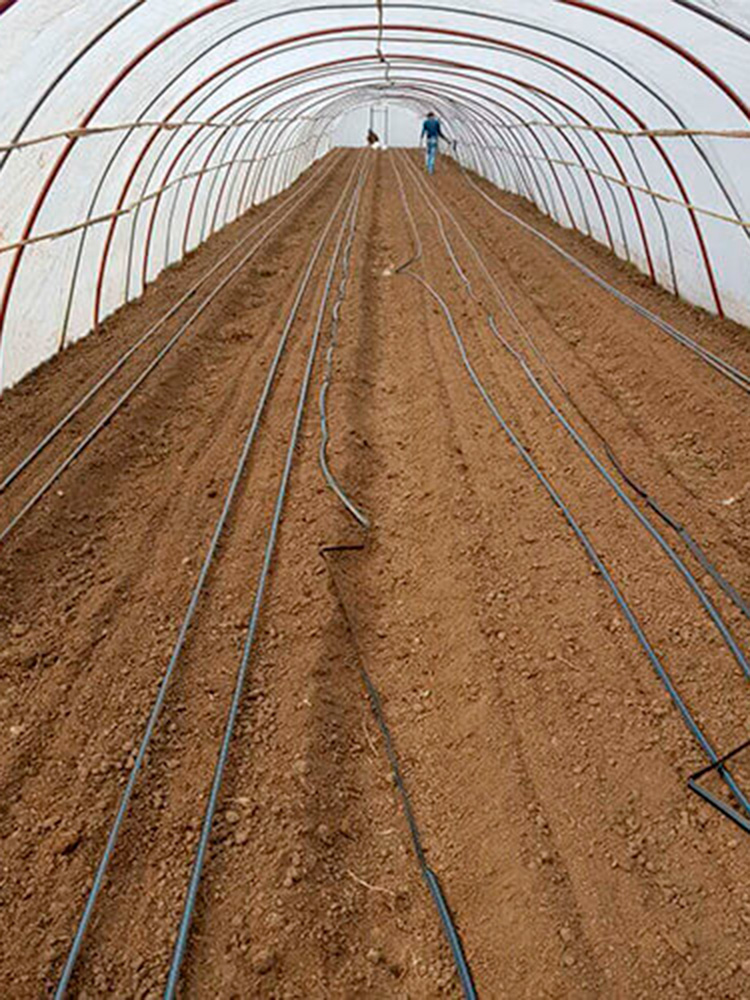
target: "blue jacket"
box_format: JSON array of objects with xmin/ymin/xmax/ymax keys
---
[{"xmin": 421, "ymin": 117, "xmax": 444, "ymax": 142}]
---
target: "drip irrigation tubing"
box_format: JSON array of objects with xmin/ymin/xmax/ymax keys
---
[
  {"xmin": 162, "ymin": 152, "xmax": 368, "ymax": 1000},
  {"xmin": 391, "ymin": 153, "xmax": 750, "ymax": 827},
  {"xmin": 404, "ymin": 152, "xmax": 750, "ymax": 834},
  {"xmin": 0, "ymin": 157, "xmax": 350, "ymax": 548},
  {"xmin": 321, "ymin": 547, "xmax": 478, "ymax": 1000},
  {"xmin": 0, "ymin": 152, "xmax": 341, "ymax": 498},
  {"xmin": 408, "ymin": 148, "xmax": 750, "ymax": 647},
  {"xmin": 401, "ymin": 152, "xmax": 750, "ymax": 625},
  {"xmin": 52, "ymin": 154, "xmax": 364, "ymax": 998},
  {"xmin": 316, "ymin": 157, "xmax": 477, "ymax": 999},
  {"xmin": 603, "ymin": 453, "xmax": 750, "ymax": 621},
  {"xmin": 457, "ymin": 166, "xmax": 750, "ymax": 397},
  {"xmin": 318, "ymin": 169, "xmax": 371, "ymax": 529},
  {"xmin": 689, "ymin": 737, "xmax": 750, "ymax": 836},
  {"xmin": 487, "ymin": 330, "xmax": 750, "ymax": 684}
]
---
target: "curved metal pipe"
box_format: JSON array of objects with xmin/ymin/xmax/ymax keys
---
[
  {"xmin": 123, "ymin": 50, "xmax": 657, "ymax": 324},
  {"xmin": 2, "ymin": 2, "xmax": 748, "ymax": 357}
]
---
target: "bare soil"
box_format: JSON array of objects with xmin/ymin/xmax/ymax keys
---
[{"xmin": 2, "ymin": 148, "xmax": 750, "ymax": 998}]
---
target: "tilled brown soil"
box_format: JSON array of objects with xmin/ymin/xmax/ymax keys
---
[{"xmin": 2, "ymin": 148, "xmax": 750, "ymax": 998}]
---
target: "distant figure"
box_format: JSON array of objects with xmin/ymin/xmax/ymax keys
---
[
  {"xmin": 421, "ymin": 111, "xmax": 446, "ymax": 175},
  {"xmin": 367, "ymin": 128, "xmax": 381, "ymax": 149}
]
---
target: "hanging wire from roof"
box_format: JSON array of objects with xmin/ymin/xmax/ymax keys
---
[{"xmin": 375, "ymin": 0, "xmax": 392, "ymax": 85}]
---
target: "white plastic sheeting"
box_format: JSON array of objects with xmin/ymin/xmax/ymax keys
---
[{"xmin": 0, "ymin": 1, "xmax": 749, "ymax": 390}]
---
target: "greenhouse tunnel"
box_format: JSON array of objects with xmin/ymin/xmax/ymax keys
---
[
  {"xmin": 4, "ymin": 2, "xmax": 750, "ymax": 998},
  {"xmin": 1, "ymin": 1, "xmax": 750, "ymax": 388}
]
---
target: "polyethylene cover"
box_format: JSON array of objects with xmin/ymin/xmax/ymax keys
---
[{"xmin": 0, "ymin": 0, "xmax": 749, "ymax": 389}]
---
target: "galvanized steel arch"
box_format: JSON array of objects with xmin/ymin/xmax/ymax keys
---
[{"xmin": 1, "ymin": 1, "xmax": 749, "ymax": 387}]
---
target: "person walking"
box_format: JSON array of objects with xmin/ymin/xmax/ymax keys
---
[{"xmin": 421, "ymin": 111, "xmax": 446, "ymax": 175}]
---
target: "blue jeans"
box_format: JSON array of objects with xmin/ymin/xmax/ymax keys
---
[{"xmin": 426, "ymin": 139, "xmax": 438, "ymax": 175}]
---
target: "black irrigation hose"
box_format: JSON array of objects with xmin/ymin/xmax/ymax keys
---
[
  {"xmin": 318, "ymin": 162, "xmax": 371, "ymax": 528},
  {"xmin": 315, "ymin": 158, "xmax": 477, "ymax": 999},
  {"xmin": 483, "ymin": 325, "xmax": 750, "ymax": 823},
  {"xmin": 390, "ymin": 154, "xmax": 750, "ymax": 827},
  {"xmin": 490, "ymin": 317, "xmax": 750, "ymax": 673},
  {"xmin": 689, "ymin": 736, "xmax": 750, "ymax": 836},
  {"xmin": 0, "ymin": 152, "xmax": 341, "ymax": 500},
  {"xmin": 320, "ymin": 547, "xmax": 478, "ymax": 1000},
  {"xmin": 403, "ymin": 152, "xmax": 750, "ymax": 650},
  {"xmin": 0, "ymin": 158, "xmax": 347, "ymax": 550},
  {"xmin": 602, "ymin": 449, "xmax": 750, "ymax": 621},
  {"xmin": 403, "ymin": 149, "xmax": 750, "ymax": 827},
  {"xmin": 163, "ymin": 157, "xmax": 367, "ymax": 999},
  {"xmin": 405, "ymin": 152, "xmax": 750, "ymax": 625},
  {"xmin": 52, "ymin": 156, "xmax": 363, "ymax": 998},
  {"xmin": 458, "ymin": 166, "xmax": 750, "ymax": 396}
]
